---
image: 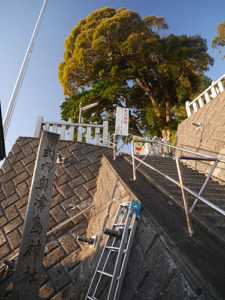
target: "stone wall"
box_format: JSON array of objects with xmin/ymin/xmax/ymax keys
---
[
  {"xmin": 175, "ymin": 91, "xmax": 225, "ymax": 183},
  {"xmin": 0, "ymin": 137, "xmax": 112, "ymax": 299},
  {"xmin": 69, "ymin": 156, "xmax": 212, "ymax": 300},
  {"xmin": 0, "ymin": 136, "xmax": 221, "ymax": 299},
  {"xmin": 63, "ymin": 156, "xmax": 135, "ymax": 299}
]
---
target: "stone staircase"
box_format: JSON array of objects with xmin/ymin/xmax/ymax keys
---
[{"xmin": 124, "ymin": 155, "xmax": 225, "ymax": 239}]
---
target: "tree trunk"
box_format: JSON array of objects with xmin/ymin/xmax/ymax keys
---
[
  {"xmin": 161, "ymin": 90, "xmax": 171, "ymax": 141},
  {"xmin": 161, "ymin": 129, "xmax": 170, "ymax": 141},
  {"xmin": 135, "ymin": 77, "xmax": 161, "ymax": 117},
  {"xmin": 165, "ymin": 98, "xmax": 170, "ymax": 124},
  {"xmin": 129, "ymin": 111, "xmax": 142, "ymax": 136}
]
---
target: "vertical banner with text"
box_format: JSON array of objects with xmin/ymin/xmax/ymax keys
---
[
  {"xmin": 115, "ymin": 107, "xmax": 129, "ymax": 136},
  {"xmin": 13, "ymin": 131, "xmax": 59, "ymax": 300}
]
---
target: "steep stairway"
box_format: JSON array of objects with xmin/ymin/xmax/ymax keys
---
[
  {"xmin": 107, "ymin": 155, "xmax": 225, "ymax": 299},
  {"xmin": 124, "ymin": 155, "xmax": 225, "ymax": 240}
]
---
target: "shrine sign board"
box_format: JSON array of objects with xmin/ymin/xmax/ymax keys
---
[
  {"xmin": 115, "ymin": 107, "xmax": 129, "ymax": 136},
  {"xmin": 13, "ymin": 131, "xmax": 59, "ymax": 300}
]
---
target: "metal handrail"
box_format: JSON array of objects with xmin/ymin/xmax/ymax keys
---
[
  {"xmin": 131, "ymin": 139, "xmax": 225, "ymax": 235},
  {"xmin": 109, "ymin": 138, "xmax": 225, "ymax": 236}
]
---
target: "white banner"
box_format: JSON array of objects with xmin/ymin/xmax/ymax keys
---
[{"xmin": 115, "ymin": 107, "xmax": 129, "ymax": 136}]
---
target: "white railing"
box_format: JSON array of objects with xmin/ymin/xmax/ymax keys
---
[
  {"xmin": 34, "ymin": 116, "xmax": 108, "ymax": 146},
  {"xmin": 137, "ymin": 136, "xmax": 170, "ymax": 155},
  {"xmin": 185, "ymin": 74, "xmax": 225, "ymax": 117}
]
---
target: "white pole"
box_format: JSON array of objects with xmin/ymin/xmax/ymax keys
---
[{"xmin": 3, "ymin": 0, "xmax": 48, "ymax": 138}]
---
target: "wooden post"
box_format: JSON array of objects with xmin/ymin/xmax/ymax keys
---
[{"xmin": 12, "ymin": 131, "xmax": 59, "ymax": 300}]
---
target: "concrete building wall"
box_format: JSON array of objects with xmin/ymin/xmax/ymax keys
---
[{"xmin": 175, "ymin": 91, "xmax": 225, "ymax": 183}]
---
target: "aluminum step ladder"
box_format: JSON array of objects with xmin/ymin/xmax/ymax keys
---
[{"xmin": 86, "ymin": 200, "xmax": 141, "ymax": 300}]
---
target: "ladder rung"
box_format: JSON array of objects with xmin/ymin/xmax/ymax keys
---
[
  {"xmin": 105, "ymin": 246, "xmax": 120, "ymax": 251},
  {"xmin": 120, "ymin": 202, "xmax": 130, "ymax": 206},
  {"xmin": 113, "ymin": 223, "xmax": 125, "ymax": 227},
  {"xmin": 97, "ymin": 269, "xmax": 113, "ymax": 278}
]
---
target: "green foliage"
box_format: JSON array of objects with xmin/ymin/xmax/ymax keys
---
[
  {"xmin": 59, "ymin": 7, "xmax": 213, "ymax": 139},
  {"xmin": 61, "ymin": 77, "xmax": 147, "ymax": 136},
  {"xmin": 212, "ymin": 21, "xmax": 225, "ymax": 59}
]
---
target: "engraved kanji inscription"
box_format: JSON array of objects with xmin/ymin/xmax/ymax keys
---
[
  {"xmin": 22, "ymin": 265, "xmax": 38, "ymax": 282},
  {"xmin": 41, "ymin": 161, "xmax": 52, "ymax": 172},
  {"xmin": 43, "ymin": 147, "xmax": 55, "ymax": 160},
  {"xmin": 30, "ymin": 215, "xmax": 43, "ymax": 235},
  {"xmin": 33, "ymin": 194, "xmax": 48, "ymax": 211},
  {"xmin": 35, "ymin": 176, "xmax": 49, "ymax": 191},
  {"xmin": 23, "ymin": 239, "xmax": 41, "ymax": 261}
]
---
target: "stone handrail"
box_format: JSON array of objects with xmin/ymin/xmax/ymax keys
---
[
  {"xmin": 34, "ymin": 116, "xmax": 108, "ymax": 146},
  {"xmin": 185, "ymin": 74, "xmax": 225, "ymax": 117}
]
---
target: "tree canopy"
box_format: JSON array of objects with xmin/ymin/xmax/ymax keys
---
[
  {"xmin": 59, "ymin": 7, "xmax": 213, "ymax": 140},
  {"xmin": 212, "ymin": 21, "xmax": 225, "ymax": 59}
]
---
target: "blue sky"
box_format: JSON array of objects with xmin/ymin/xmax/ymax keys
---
[{"xmin": 0, "ymin": 0, "xmax": 225, "ymax": 154}]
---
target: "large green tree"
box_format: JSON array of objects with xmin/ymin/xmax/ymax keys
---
[
  {"xmin": 212, "ymin": 21, "xmax": 225, "ymax": 59},
  {"xmin": 59, "ymin": 7, "xmax": 213, "ymax": 139}
]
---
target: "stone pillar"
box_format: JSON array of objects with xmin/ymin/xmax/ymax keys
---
[{"xmin": 12, "ymin": 131, "xmax": 59, "ymax": 300}]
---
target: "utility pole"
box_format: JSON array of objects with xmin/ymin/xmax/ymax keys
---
[{"xmin": 3, "ymin": 0, "xmax": 48, "ymax": 138}]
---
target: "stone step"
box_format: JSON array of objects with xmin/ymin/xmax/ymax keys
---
[
  {"xmin": 157, "ymin": 177, "xmax": 224, "ymax": 189},
  {"xmin": 126, "ymin": 154, "xmax": 225, "ymax": 219},
  {"xmin": 190, "ymin": 193, "xmax": 225, "ymax": 202},
  {"xmin": 143, "ymin": 162, "xmax": 200, "ymax": 172},
  {"xmin": 193, "ymin": 198, "xmax": 225, "ymax": 207},
  {"xmin": 215, "ymin": 224, "xmax": 225, "ymax": 232},
  {"xmin": 141, "ymin": 159, "xmax": 213, "ymax": 176},
  {"xmin": 141, "ymin": 160, "xmax": 199, "ymax": 170},
  {"xmin": 202, "ymin": 214, "xmax": 225, "ymax": 226},
  {"xmin": 124, "ymin": 154, "xmax": 225, "ymax": 243},
  {"xmin": 139, "ymin": 165, "xmax": 207, "ymax": 179},
  {"xmin": 138, "ymin": 177, "xmax": 225, "ymax": 208},
  {"xmin": 167, "ymin": 184, "xmax": 225, "ymax": 195},
  {"xmin": 147, "ymin": 170, "xmax": 225, "ymax": 192},
  {"xmin": 138, "ymin": 171, "xmax": 202, "ymax": 185},
  {"xmin": 138, "ymin": 171, "xmax": 224, "ymax": 199},
  {"xmin": 168, "ymin": 189, "xmax": 225, "ymax": 203},
  {"xmin": 195, "ymin": 204, "xmax": 225, "ymax": 214}
]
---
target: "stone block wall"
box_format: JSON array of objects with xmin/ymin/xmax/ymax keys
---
[
  {"xmin": 120, "ymin": 212, "xmax": 205, "ymax": 300},
  {"xmin": 64, "ymin": 156, "xmax": 135, "ymax": 299},
  {"xmin": 175, "ymin": 91, "xmax": 225, "ymax": 183},
  {"xmin": 0, "ymin": 136, "xmax": 220, "ymax": 299},
  {"xmin": 0, "ymin": 137, "xmax": 112, "ymax": 299},
  {"xmin": 68, "ymin": 156, "xmax": 211, "ymax": 299}
]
